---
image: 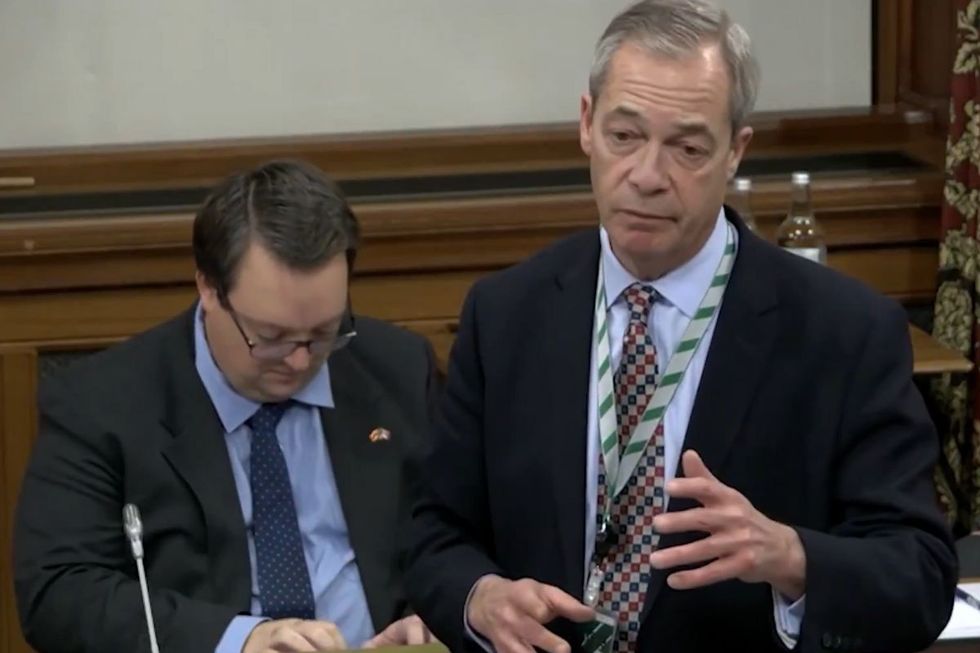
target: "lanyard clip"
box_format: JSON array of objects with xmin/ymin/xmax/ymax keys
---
[
  {"xmin": 585, "ymin": 563, "xmax": 605, "ymax": 608},
  {"xmin": 595, "ymin": 515, "xmax": 619, "ymax": 560}
]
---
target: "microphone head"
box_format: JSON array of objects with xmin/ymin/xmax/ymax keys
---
[{"xmin": 123, "ymin": 503, "xmax": 142, "ymax": 540}]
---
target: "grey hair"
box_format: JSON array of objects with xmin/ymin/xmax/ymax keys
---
[{"xmin": 589, "ymin": 0, "xmax": 760, "ymax": 130}]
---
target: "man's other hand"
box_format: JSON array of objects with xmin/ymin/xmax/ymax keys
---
[
  {"xmin": 467, "ymin": 575, "xmax": 594, "ymax": 653},
  {"xmin": 363, "ymin": 615, "xmax": 438, "ymax": 648},
  {"xmin": 243, "ymin": 618, "xmax": 347, "ymax": 652}
]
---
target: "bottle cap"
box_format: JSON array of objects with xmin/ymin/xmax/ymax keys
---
[
  {"xmin": 791, "ymin": 171, "xmax": 810, "ymax": 185},
  {"xmin": 733, "ymin": 177, "xmax": 751, "ymax": 192}
]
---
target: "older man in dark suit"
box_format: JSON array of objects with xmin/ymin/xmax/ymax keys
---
[{"xmin": 404, "ymin": 2, "xmax": 957, "ymax": 652}]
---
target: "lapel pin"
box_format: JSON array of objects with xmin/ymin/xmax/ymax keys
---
[{"xmin": 369, "ymin": 427, "xmax": 391, "ymax": 443}]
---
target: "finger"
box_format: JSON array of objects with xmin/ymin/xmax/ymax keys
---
[
  {"xmin": 651, "ymin": 506, "xmax": 730, "ymax": 535},
  {"xmin": 268, "ymin": 626, "xmax": 319, "ymax": 652},
  {"xmin": 295, "ymin": 621, "xmax": 347, "ymax": 652},
  {"xmin": 406, "ymin": 618, "xmax": 428, "ymax": 645},
  {"xmin": 363, "ymin": 620, "xmax": 399, "ymax": 648},
  {"xmin": 681, "ymin": 449, "xmax": 716, "ymax": 481},
  {"xmin": 538, "ymin": 585, "xmax": 595, "ymax": 622},
  {"xmin": 666, "ymin": 555, "xmax": 745, "ymax": 590},
  {"xmin": 511, "ymin": 613, "xmax": 570, "ymax": 653},
  {"xmin": 492, "ymin": 631, "xmax": 537, "ymax": 653},
  {"xmin": 361, "ymin": 630, "xmax": 390, "ymax": 650},
  {"xmin": 524, "ymin": 621, "xmax": 574, "ymax": 653},
  {"xmin": 650, "ymin": 531, "xmax": 742, "ymax": 570},
  {"xmin": 421, "ymin": 619, "xmax": 435, "ymax": 644},
  {"xmin": 511, "ymin": 581, "xmax": 554, "ymax": 623},
  {"xmin": 664, "ymin": 476, "xmax": 729, "ymax": 505},
  {"xmin": 324, "ymin": 624, "xmax": 347, "ymax": 652}
]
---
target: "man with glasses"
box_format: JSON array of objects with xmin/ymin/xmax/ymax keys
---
[{"xmin": 14, "ymin": 160, "xmax": 440, "ymax": 653}]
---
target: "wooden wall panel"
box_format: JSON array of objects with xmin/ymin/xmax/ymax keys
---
[
  {"xmin": 874, "ymin": 0, "xmax": 900, "ymax": 104},
  {"xmin": 909, "ymin": 0, "xmax": 958, "ymax": 103},
  {"xmin": 0, "ymin": 350, "xmax": 38, "ymax": 653},
  {"xmin": 874, "ymin": 0, "xmax": 958, "ymax": 125},
  {"xmin": 0, "ymin": 107, "xmax": 941, "ymax": 197},
  {"xmin": 0, "ymin": 172, "xmax": 945, "ymax": 295}
]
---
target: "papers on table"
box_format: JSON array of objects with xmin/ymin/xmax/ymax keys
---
[{"xmin": 939, "ymin": 582, "xmax": 980, "ymax": 640}]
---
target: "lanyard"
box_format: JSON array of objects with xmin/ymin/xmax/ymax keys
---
[
  {"xmin": 594, "ymin": 222, "xmax": 736, "ymax": 516},
  {"xmin": 584, "ymin": 223, "xmax": 736, "ymax": 607}
]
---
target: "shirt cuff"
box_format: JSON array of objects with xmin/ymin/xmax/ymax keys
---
[
  {"xmin": 772, "ymin": 587, "xmax": 806, "ymax": 649},
  {"xmin": 215, "ymin": 615, "xmax": 268, "ymax": 653},
  {"xmin": 463, "ymin": 576, "xmax": 495, "ymax": 653}
]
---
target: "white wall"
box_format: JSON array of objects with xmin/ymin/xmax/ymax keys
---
[{"xmin": 0, "ymin": 1, "xmax": 871, "ymax": 149}]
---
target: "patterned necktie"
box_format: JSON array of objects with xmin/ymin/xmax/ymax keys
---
[
  {"xmin": 249, "ymin": 401, "xmax": 316, "ymax": 619},
  {"xmin": 596, "ymin": 282, "xmax": 668, "ymax": 652}
]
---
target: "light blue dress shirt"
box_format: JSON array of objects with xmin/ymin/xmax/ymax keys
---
[
  {"xmin": 191, "ymin": 305, "xmax": 375, "ymax": 652},
  {"xmin": 467, "ymin": 212, "xmax": 804, "ymax": 649},
  {"xmin": 586, "ymin": 211, "xmax": 805, "ymax": 647}
]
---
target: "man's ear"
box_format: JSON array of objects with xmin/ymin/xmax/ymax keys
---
[
  {"xmin": 195, "ymin": 271, "xmax": 220, "ymax": 312},
  {"xmin": 726, "ymin": 125, "xmax": 754, "ymax": 180},
  {"xmin": 580, "ymin": 93, "xmax": 596, "ymax": 157}
]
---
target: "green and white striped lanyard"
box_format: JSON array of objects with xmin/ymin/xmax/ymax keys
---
[{"xmin": 585, "ymin": 222, "xmax": 736, "ymax": 606}]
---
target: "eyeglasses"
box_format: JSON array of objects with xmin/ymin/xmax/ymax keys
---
[{"xmin": 221, "ymin": 298, "xmax": 357, "ymax": 361}]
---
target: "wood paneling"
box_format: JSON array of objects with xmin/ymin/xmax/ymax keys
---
[
  {"xmin": 910, "ymin": 0, "xmax": 959, "ymax": 103},
  {"xmin": 0, "ymin": 107, "xmax": 941, "ymax": 198},
  {"xmin": 874, "ymin": 0, "xmax": 958, "ymax": 126},
  {"xmin": 0, "ymin": 350, "xmax": 37, "ymax": 653},
  {"xmin": 0, "ymin": 172, "xmax": 945, "ymax": 296},
  {"xmin": 0, "ymin": 124, "xmax": 585, "ymax": 195},
  {"xmin": 874, "ymin": 0, "xmax": 901, "ymax": 104}
]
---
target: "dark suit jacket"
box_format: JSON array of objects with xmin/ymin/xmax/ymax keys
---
[
  {"xmin": 405, "ymin": 212, "xmax": 958, "ymax": 653},
  {"xmin": 14, "ymin": 308, "xmax": 439, "ymax": 653}
]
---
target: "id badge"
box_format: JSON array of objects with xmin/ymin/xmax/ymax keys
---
[{"xmin": 579, "ymin": 608, "xmax": 618, "ymax": 653}]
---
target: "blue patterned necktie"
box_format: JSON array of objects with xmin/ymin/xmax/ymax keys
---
[{"xmin": 248, "ymin": 401, "xmax": 316, "ymax": 619}]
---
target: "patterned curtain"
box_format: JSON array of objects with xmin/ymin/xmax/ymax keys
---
[{"xmin": 932, "ymin": 0, "xmax": 980, "ymax": 535}]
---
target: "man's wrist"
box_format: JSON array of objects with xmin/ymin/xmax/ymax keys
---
[
  {"xmin": 468, "ymin": 574, "xmax": 503, "ymax": 622},
  {"xmin": 771, "ymin": 525, "xmax": 806, "ymax": 600}
]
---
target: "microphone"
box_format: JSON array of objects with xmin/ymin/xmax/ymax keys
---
[
  {"xmin": 123, "ymin": 504, "xmax": 144, "ymax": 558},
  {"xmin": 123, "ymin": 503, "xmax": 160, "ymax": 653}
]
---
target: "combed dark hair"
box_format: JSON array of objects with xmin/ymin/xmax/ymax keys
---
[{"xmin": 193, "ymin": 159, "xmax": 360, "ymax": 300}]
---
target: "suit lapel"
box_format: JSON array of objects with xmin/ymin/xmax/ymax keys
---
[
  {"xmin": 641, "ymin": 217, "xmax": 780, "ymax": 618},
  {"xmin": 319, "ymin": 349, "xmax": 405, "ymax": 630},
  {"xmin": 160, "ymin": 309, "xmax": 252, "ymax": 611},
  {"xmin": 543, "ymin": 232, "xmax": 601, "ymax": 598}
]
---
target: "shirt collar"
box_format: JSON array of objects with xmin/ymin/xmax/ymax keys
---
[
  {"xmin": 193, "ymin": 302, "xmax": 334, "ymax": 433},
  {"xmin": 599, "ymin": 207, "xmax": 730, "ymax": 318}
]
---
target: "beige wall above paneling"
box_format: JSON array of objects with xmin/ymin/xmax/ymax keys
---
[{"xmin": 0, "ymin": 0, "xmax": 871, "ymax": 149}]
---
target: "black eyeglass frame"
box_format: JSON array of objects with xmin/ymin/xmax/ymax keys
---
[{"xmin": 220, "ymin": 295, "xmax": 357, "ymax": 361}]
